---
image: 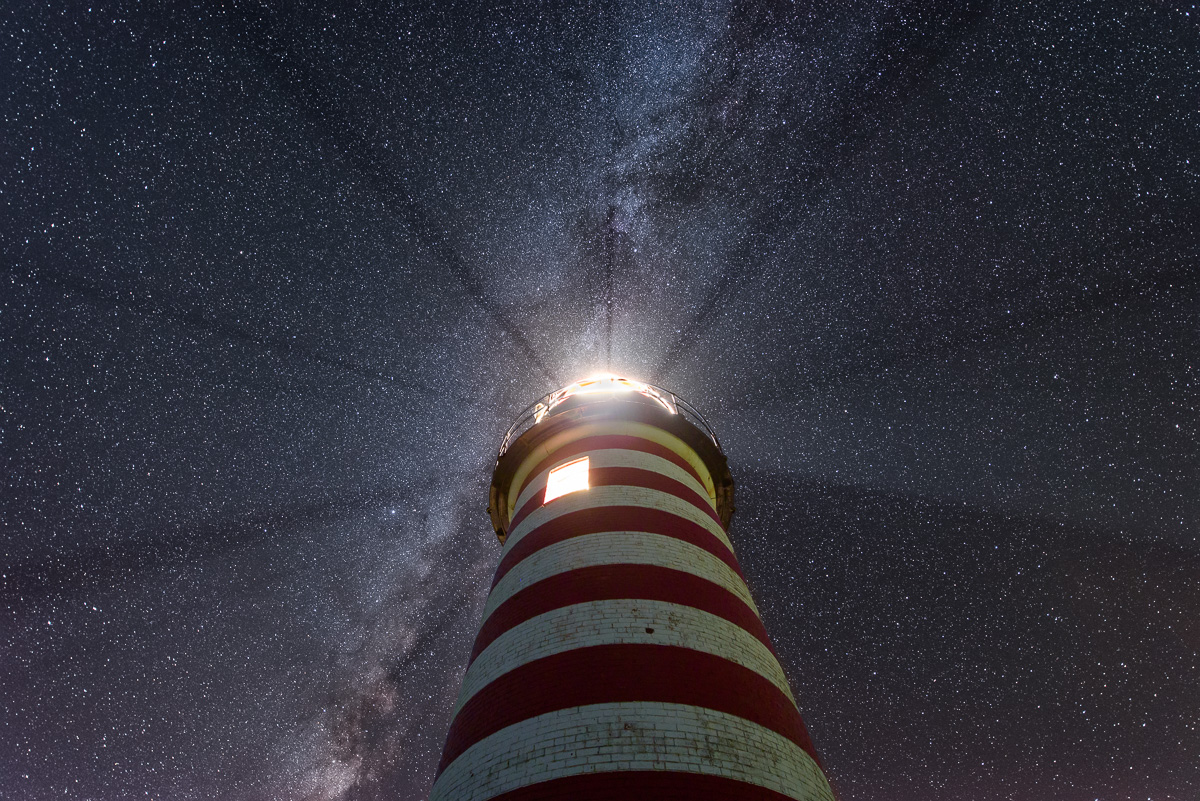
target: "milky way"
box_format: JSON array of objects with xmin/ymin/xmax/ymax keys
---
[{"xmin": 2, "ymin": 3, "xmax": 1197, "ymax": 800}]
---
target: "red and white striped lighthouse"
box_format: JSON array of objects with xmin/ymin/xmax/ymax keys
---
[{"xmin": 431, "ymin": 375, "xmax": 835, "ymax": 800}]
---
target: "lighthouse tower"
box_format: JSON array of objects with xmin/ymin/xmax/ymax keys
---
[{"xmin": 431, "ymin": 375, "xmax": 835, "ymax": 800}]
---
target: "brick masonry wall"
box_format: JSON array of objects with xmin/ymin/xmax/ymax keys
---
[
  {"xmin": 432, "ymin": 702, "xmax": 833, "ymax": 801},
  {"xmin": 504, "ymin": 426, "xmax": 719, "ymax": 517},
  {"xmin": 431, "ymin": 428, "xmax": 834, "ymax": 800},
  {"xmin": 506, "ymin": 484, "xmax": 735, "ymax": 553},
  {"xmin": 469, "ymin": 562, "xmax": 774, "ymax": 664},
  {"xmin": 513, "ymin": 448, "xmax": 715, "ymax": 516},
  {"xmin": 483, "ymin": 532, "xmax": 757, "ymax": 622},
  {"xmin": 455, "ymin": 598, "xmax": 796, "ymax": 716}
]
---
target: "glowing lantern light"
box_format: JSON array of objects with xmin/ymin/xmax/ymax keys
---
[
  {"xmin": 544, "ymin": 456, "xmax": 590, "ymax": 503},
  {"xmin": 532, "ymin": 374, "xmax": 676, "ymax": 424}
]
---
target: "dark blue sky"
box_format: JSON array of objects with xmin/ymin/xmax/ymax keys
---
[{"xmin": 2, "ymin": 2, "xmax": 1196, "ymax": 799}]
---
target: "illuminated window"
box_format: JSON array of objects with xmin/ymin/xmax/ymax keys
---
[{"xmin": 544, "ymin": 457, "xmax": 589, "ymax": 503}]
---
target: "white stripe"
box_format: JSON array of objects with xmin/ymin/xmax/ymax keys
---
[
  {"xmin": 430, "ymin": 701, "xmax": 834, "ymax": 801},
  {"xmin": 455, "ymin": 598, "xmax": 794, "ymax": 717},
  {"xmin": 481, "ymin": 532, "xmax": 759, "ymax": 627},
  {"xmin": 505, "ymin": 420, "xmax": 719, "ymax": 517},
  {"xmin": 506, "ymin": 485, "xmax": 733, "ymax": 555},
  {"xmin": 513, "ymin": 448, "xmax": 715, "ymax": 518}
]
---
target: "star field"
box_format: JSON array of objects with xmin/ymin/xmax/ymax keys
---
[{"xmin": 1, "ymin": 2, "xmax": 1197, "ymax": 800}]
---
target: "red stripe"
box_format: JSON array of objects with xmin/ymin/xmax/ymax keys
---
[
  {"xmin": 514, "ymin": 435, "xmax": 705, "ymax": 499},
  {"xmin": 470, "ymin": 563, "xmax": 772, "ymax": 665},
  {"xmin": 493, "ymin": 507, "xmax": 742, "ymax": 589},
  {"xmin": 483, "ymin": 770, "xmax": 811, "ymax": 801},
  {"xmin": 510, "ymin": 465, "xmax": 719, "ymax": 532},
  {"xmin": 438, "ymin": 644, "xmax": 817, "ymax": 774}
]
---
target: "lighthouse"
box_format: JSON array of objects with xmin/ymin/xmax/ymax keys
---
[{"xmin": 431, "ymin": 375, "xmax": 835, "ymax": 800}]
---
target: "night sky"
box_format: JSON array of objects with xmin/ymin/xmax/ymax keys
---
[{"xmin": 2, "ymin": 2, "xmax": 1197, "ymax": 800}]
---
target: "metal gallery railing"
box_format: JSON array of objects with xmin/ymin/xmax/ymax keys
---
[{"xmin": 498, "ymin": 375, "xmax": 722, "ymax": 458}]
